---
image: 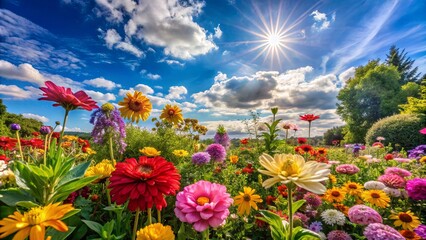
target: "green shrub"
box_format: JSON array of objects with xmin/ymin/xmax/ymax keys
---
[{"xmin": 365, "ymin": 114, "xmax": 426, "ymax": 150}]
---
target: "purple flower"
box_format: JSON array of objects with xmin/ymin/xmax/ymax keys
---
[
  {"xmin": 205, "ymin": 143, "xmax": 226, "ymax": 162},
  {"xmin": 9, "ymin": 123, "xmax": 20, "ymax": 131},
  {"xmin": 336, "ymin": 164, "xmax": 360, "ymax": 175},
  {"xmin": 90, "ymin": 104, "xmax": 127, "ymax": 154},
  {"xmin": 378, "ymin": 174, "xmax": 406, "ymax": 189},
  {"xmin": 384, "ymin": 167, "xmax": 412, "ymax": 178},
  {"xmin": 303, "ymin": 192, "xmax": 322, "ymax": 208},
  {"xmin": 363, "ymin": 223, "xmax": 404, "ymax": 240},
  {"xmin": 414, "ymin": 225, "xmax": 426, "ymax": 239},
  {"xmin": 408, "ymin": 145, "xmax": 426, "ymax": 159},
  {"xmin": 327, "ymin": 230, "xmax": 352, "ymax": 240},
  {"xmin": 39, "ymin": 126, "xmax": 52, "ymax": 135},
  {"xmin": 192, "ymin": 152, "xmax": 211, "ymax": 165},
  {"xmin": 308, "ymin": 221, "xmax": 322, "ymax": 233},
  {"xmin": 174, "ymin": 180, "xmax": 233, "ymax": 232},
  {"xmin": 406, "ymin": 178, "xmax": 426, "ymax": 201},
  {"xmin": 214, "ymin": 132, "xmax": 230, "ymax": 150},
  {"xmin": 348, "ymin": 205, "xmax": 382, "ymax": 225}
]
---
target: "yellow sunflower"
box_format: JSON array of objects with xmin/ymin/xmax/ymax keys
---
[
  {"xmin": 118, "ymin": 91, "xmax": 152, "ymax": 123},
  {"xmin": 258, "ymin": 153, "xmax": 330, "ymax": 194},
  {"xmin": 361, "ymin": 189, "xmax": 390, "ymax": 208},
  {"xmin": 229, "ymin": 155, "xmax": 239, "ymax": 164},
  {"xmin": 323, "ymin": 187, "xmax": 347, "ymax": 203},
  {"xmin": 137, "ymin": 223, "xmax": 175, "ymax": 240},
  {"xmin": 390, "ymin": 211, "xmax": 421, "ymax": 231},
  {"xmin": 85, "ymin": 159, "xmax": 116, "ymax": 183},
  {"xmin": 139, "ymin": 147, "xmax": 161, "ymax": 157},
  {"xmin": 343, "ymin": 182, "xmax": 364, "ymax": 196},
  {"xmin": 172, "ymin": 149, "xmax": 189, "ymax": 157},
  {"xmin": 333, "ymin": 203, "xmax": 349, "ymax": 216},
  {"xmin": 160, "ymin": 104, "xmax": 183, "ymax": 125},
  {"xmin": 0, "ymin": 203, "xmax": 74, "ymax": 240},
  {"xmin": 329, "ymin": 174, "xmax": 337, "ymax": 184},
  {"xmin": 233, "ymin": 187, "xmax": 263, "ymax": 216}
]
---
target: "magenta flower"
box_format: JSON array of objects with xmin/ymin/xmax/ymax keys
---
[
  {"xmin": 174, "ymin": 180, "xmax": 233, "ymax": 232},
  {"xmin": 419, "ymin": 128, "xmax": 426, "ymax": 134},
  {"xmin": 348, "ymin": 205, "xmax": 382, "ymax": 225},
  {"xmin": 205, "ymin": 144, "xmax": 226, "ymax": 162},
  {"xmin": 384, "ymin": 167, "xmax": 411, "ymax": 178},
  {"xmin": 327, "ymin": 230, "xmax": 352, "ymax": 240},
  {"xmin": 364, "ymin": 223, "xmax": 404, "ymax": 240},
  {"xmin": 406, "ymin": 178, "xmax": 426, "ymax": 201},
  {"xmin": 336, "ymin": 164, "xmax": 360, "ymax": 175},
  {"xmin": 414, "ymin": 225, "xmax": 426, "ymax": 239},
  {"xmin": 378, "ymin": 174, "xmax": 406, "ymax": 189},
  {"xmin": 303, "ymin": 192, "xmax": 322, "ymax": 208}
]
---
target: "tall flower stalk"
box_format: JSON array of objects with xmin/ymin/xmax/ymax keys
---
[
  {"xmin": 10, "ymin": 124, "xmax": 23, "ymax": 161},
  {"xmin": 299, "ymin": 114, "xmax": 320, "ymax": 143}
]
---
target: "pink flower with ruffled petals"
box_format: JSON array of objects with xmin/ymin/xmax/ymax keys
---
[
  {"xmin": 174, "ymin": 180, "xmax": 233, "ymax": 232},
  {"xmin": 384, "ymin": 167, "xmax": 412, "ymax": 178},
  {"xmin": 336, "ymin": 164, "xmax": 360, "ymax": 175},
  {"xmin": 378, "ymin": 174, "xmax": 406, "ymax": 189}
]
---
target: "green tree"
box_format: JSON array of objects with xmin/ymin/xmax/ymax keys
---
[
  {"xmin": 337, "ymin": 61, "xmax": 403, "ymax": 143},
  {"xmin": 386, "ymin": 45, "xmax": 421, "ymax": 83},
  {"xmin": 3, "ymin": 113, "xmax": 42, "ymax": 137},
  {"xmin": 400, "ymin": 78, "xmax": 426, "ymax": 114},
  {"xmin": 323, "ymin": 126, "xmax": 345, "ymax": 145}
]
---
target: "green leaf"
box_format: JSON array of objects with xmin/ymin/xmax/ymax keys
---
[
  {"xmin": 291, "ymin": 200, "xmax": 306, "ymax": 215},
  {"xmin": 0, "ymin": 188, "xmax": 35, "ymax": 206},
  {"xmin": 46, "ymin": 226, "xmax": 75, "ymax": 240},
  {"xmin": 0, "ymin": 206, "xmax": 15, "ymax": 219},
  {"xmin": 15, "ymin": 201, "xmax": 39, "ymax": 209},
  {"xmin": 177, "ymin": 222, "xmax": 186, "ymax": 240},
  {"xmin": 292, "ymin": 227, "xmax": 321, "ymax": 240},
  {"xmin": 58, "ymin": 161, "xmax": 91, "ymax": 186},
  {"xmin": 258, "ymin": 210, "xmax": 287, "ymax": 240},
  {"xmin": 61, "ymin": 209, "xmax": 81, "ymax": 220},
  {"xmin": 82, "ymin": 220, "xmax": 103, "ymax": 235},
  {"xmin": 51, "ymin": 176, "xmax": 98, "ymax": 202}
]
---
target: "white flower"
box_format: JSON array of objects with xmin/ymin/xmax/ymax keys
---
[
  {"xmin": 383, "ymin": 187, "xmax": 402, "ymax": 197},
  {"xmin": 364, "ymin": 181, "xmax": 386, "ymax": 190},
  {"xmin": 321, "ymin": 209, "xmax": 346, "ymax": 226},
  {"xmin": 0, "ymin": 160, "xmax": 7, "ymax": 172}
]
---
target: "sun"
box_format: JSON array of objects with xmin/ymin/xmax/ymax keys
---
[{"xmin": 266, "ymin": 33, "xmax": 283, "ymax": 48}]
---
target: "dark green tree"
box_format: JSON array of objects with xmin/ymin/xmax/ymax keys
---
[
  {"xmin": 323, "ymin": 126, "xmax": 345, "ymax": 145},
  {"xmin": 0, "ymin": 99, "xmax": 6, "ymax": 116},
  {"xmin": 3, "ymin": 113, "xmax": 42, "ymax": 137},
  {"xmin": 337, "ymin": 60, "xmax": 404, "ymax": 143},
  {"xmin": 386, "ymin": 45, "xmax": 421, "ymax": 84}
]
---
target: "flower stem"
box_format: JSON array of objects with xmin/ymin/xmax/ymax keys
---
[
  {"xmin": 147, "ymin": 208, "xmax": 152, "ymax": 225},
  {"xmin": 287, "ymin": 184, "xmax": 294, "ymax": 240},
  {"xmin": 308, "ymin": 121, "xmax": 311, "ymax": 143},
  {"xmin": 58, "ymin": 109, "xmax": 70, "ymax": 149},
  {"xmin": 43, "ymin": 135, "xmax": 48, "ymax": 165},
  {"xmin": 15, "ymin": 131, "xmax": 24, "ymax": 161},
  {"xmin": 157, "ymin": 208, "xmax": 161, "ymax": 223},
  {"xmin": 132, "ymin": 209, "xmax": 140, "ymax": 240},
  {"xmin": 202, "ymin": 228, "xmax": 210, "ymax": 240},
  {"xmin": 109, "ymin": 135, "xmax": 114, "ymax": 161}
]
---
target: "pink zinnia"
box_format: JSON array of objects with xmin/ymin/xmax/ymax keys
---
[
  {"xmin": 174, "ymin": 180, "xmax": 233, "ymax": 232},
  {"xmin": 348, "ymin": 205, "xmax": 382, "ymax": 225},
  {"xmin": 378, "ymin": 174, "xmax": 406, "ymax": 189},
  {"xmin": 384, "ymin": 167, "xmax": 412, "ymax": 178},
  {"xmin": 419, "ymin": 128, "xmax": 426, "ymax": 134},
  {"xmin": 406, "ymin": 178, "xmax": 426, "ymax": 201},
  {"xmin": 336, "ymin": 164, "xmax": 360, "ymax": 175},
  {"xmin": 39, "ymin": 81, "xmax": 98, "ymax": 111}
]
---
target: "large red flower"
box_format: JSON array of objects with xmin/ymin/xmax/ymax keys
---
[
  {"xmin": 39, "ymin": 81, "xmax": 98, "ymax": 111},
  {"xmin": 299, "ymin": 114, "xmax": 320, "ymax": 122},
  {"xmin": 108, "ymin": 156, "xmax": 181, "ymax": 211}
]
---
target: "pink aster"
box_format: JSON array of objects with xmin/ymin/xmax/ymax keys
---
[
  {"xmin": 384, "ymin": 167, "xmax": 412, "ymax": 178},
  {"xmin": 348, "ymin": 205, "xmax": 382, "ymax": 225},
  {"xmin": 378, "ymin": 174, "xmax": 406, "ymax": 189},
  {"xmin": 336, "ymin": 164, "xmax": 360, "ymax": 175},
  {"xmin": 174, "ymin": 180, "xmax": 233, "ymax": 232}
]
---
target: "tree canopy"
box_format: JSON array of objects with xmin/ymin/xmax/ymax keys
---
[{"xmin": 386, "ymin": 45, "xmax": 421, "ymax": 84}]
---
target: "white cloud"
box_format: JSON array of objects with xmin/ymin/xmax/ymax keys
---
[
  {"xmin": 0, "ymin": 84, "xmax": 32, "ymax": 99},
  {"xmin": 214, "ymin": 24, "xmax": 222, "ymax": 38},
  {"xmin": 158, "ymin": 58, "xmax": 185, "ymax": 66},
  {"xmin": 118, "ymin": 84, "xmax": 154, "ymax": 96},
  {"xmin": 102, "ymin": 28, "xmax": 144, "ymax": 57},
  {"xmin": 147, "ymin": 73, "xmax": 161, "ymax": 80},
  {"xmin": 166, "ymin": 86, "xmax": 188, "ymax": 100},
  {"xmin": 198, "ymin": 109, "xmax": 209, "ymax": 113},
  {"xmin": 96, "ymin": 0, "xmax": 218, "ymax": 59},
  {"xmin": 85, "ymin": 90, "xmax": 116, "ymax": 104},
  {"xmin": 22, "ymin": 113, "xmax": 49, "ymax": 123},
  {"xmin": 338, "ymin": 67, "xmax": 356, "ymax": 83},
  {"xmin": 83, "ymin": 77, "xmax": 121, "ymax": 90},
  {"xmin": 311, "ymin": 10, "xmax": 334, "ymax": 31},
  {"xmin": 0, "ymin": 60, "xmax": 44, "ymax": 85}
]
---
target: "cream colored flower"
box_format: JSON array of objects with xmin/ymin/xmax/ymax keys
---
[{"xmin": 258, "ymin": 153, "xmax": 330, "ymax": 194}]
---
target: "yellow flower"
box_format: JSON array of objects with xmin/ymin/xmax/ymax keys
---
[
  {"xmin": 160, "ymin": 104, "xmax": 183, "ymax": 125},
  {"xmin": 234, "ymin": 187, "xmax": 263, "ymax": 216},
  {"xmin": 419, "ymin": 156, "xmax": 426, "ymax": 164},
  {"xmin": 118, "ymin": 91, "xmax": 152, "ymax": 123},
  {"xmin": 85, "ymin": 159, "xmax": 116, "ymax": 182},
  {"xmin": 333, "ymin": 203, "xmax": 349, "ymax": 216},
  {"xmin": 172, "ymin": 149, "xmax": 189, "ymax": 157},
  {"xmin": 61, "ymin": 141, "xmax": 72, "ymax": 148},
  {"xmin": 85, "ymin": 148, "xmax": 97, "ymax": 155},
  {"xmin": 361, "ymin": 190, "xmax": 390, "ymax": 208},
  {"xmin": 0, "ymin": 203, "xmax": 74, "ymax": 240},
  {"xmin": 329, "ymin": 174, "xmax": 337, "ymax": 184},
  {"xmin": 139, "ymin": 147, "xmax": 161, "ymax": 157},
  {"xmin": 343, "ymin": 182, "xmax": 364, "ymax": 196},
  {"xmin": 229, "ymin": 155, "xmax": 239, "ymax": 164},
  {"xmin": 62, "ymin": 135, "xmax": 78, "ymax": 141},
  {"xmin": 258, "ymin": 153, "xmax": 330, "ymax": 194},
  {"xmin": 390, "ymin": 211, "xmax": 421, "ymax": 231},
  {"xmin": 323, "ymin": 187, "xmax": 347, "ymax": 203},
  {"xmin": 136, "ymin": 223, "xmax": 175, "ymax": 240}
]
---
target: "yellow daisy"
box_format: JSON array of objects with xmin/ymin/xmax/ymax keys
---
[
  {"xmin": 419, "ymin": 156, "xmax": 426, "ymax": 164},
  {"xmin": 137, "ymin": 223, "xmax": 175, "ymax": 240},
  {"xmin": 118, "ymin": 91, "xmax": 152, "ymax": 123},
  {"xmin": 361, "ymin": 189, "xmax": 390, "ymax": 208},
  {"xmin": 323, "ymin": 187, "xmax": 347, "ymax": 203},
  {"xmin": 258, "ymin": 153, "xmax": 330, "ymax": 194},
  {"xmin": 233, "ymin": 187, "xmax": 263, "ymax": 216},
  {"xmin": 160, "ymin": 104, "xmax": 183, "ymax": 125},
  {"xmin": 172, "ymin": 149, "xmax": 189, "ymax": 157},
  {"xmin": 229, "ymin": 155, "xmax": 239, "ymax": 164},
  {"xmin": 390, "ymin": 211, "xmax": 421, "ymax": 231},
  {"xmin": 139, "ymin": 147, "xmax": 161, "ymax": 157},
  {"xmin": 343, "ymin": 182, "xmax": 364, "ymax": 196},
  {"xmin": 0, "ymin": 203, "xmax": 74, "ymax": 240},
  {"xmin": 85, "ymin": 159, "xmax": 116, "ymax": 183}
]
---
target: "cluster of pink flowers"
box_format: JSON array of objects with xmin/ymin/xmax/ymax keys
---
[
  {"xmin": 384, "ymin": 167, "xmax": 412, "ymax": 177},
  {"xmin": 363, "ymin": 223, "xmax": 404, "ymax": 240},
  {"xmin": 406, "ymin": 178, "xmax": 426, "ymax": 201},
  {"xmin": 348, "ymin": 205, "xmax": 382, "ymax": 225},
  {"xmin": 174, "ymin": 180, "xmax": 233, "ymax": 232},
  {"xmin": 378, "ymin": 174, "xmax": 406, "ymax": 189},
  {"xmin": 336, "ymin": 164, "xmax": 360, "ymax": 175}
]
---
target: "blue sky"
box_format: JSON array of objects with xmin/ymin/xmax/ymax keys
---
[{"xmin": 1, "ymin": 0, "xmax": 425, "ymax": 138}]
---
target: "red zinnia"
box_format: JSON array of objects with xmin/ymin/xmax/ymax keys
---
[
  {"xmin": 299, "ymin": 114, "xmax": 320, "ymax": 122},
  {"xmin": 108, "ymin": 156, "xmax": 181, "ymax": 211},
  {"xmin": 297, "ymin": 137, "xmax": 307, "ymax": 144},
  {"xmin": 39, "ymin": 81, "xmax": 98, "ymax": 111},
  {"xmin": 0, "ymin": 154, "xmax": 10, "ymax": 163},
  {"xmin": 299, "ymin": 144, "xmax": 314, "ymax": 154},
  {"xmin": 384, "ymin": 153, "xmax": 394, "ymax": 160},
  {"xmin": 240, "ymin": 138, "xmax": 249, "ymax": 145}
]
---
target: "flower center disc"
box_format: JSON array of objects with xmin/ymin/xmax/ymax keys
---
[
  {"xmin": 243, "ymin": 194, "xmax": 251, "ymax": 202},
  {"xmin": 348, "ymin": 184, "xmax": 357, "ymax": 189},
  {"xmin": 197, "ymin": 196, "xmax": 210, "ymax": 206},
  {"xmin": 371, "ymin": 192, "xmax": 381, "ymax": 198},
  {"xmin": 399, "ymin": 213, "xmax": 413, "ymax": 222},
  {"xmin": 331, "ymin": 191, "xmax": 341, "ymax": 197},
  {"xmin": 138, "ymin": 164, "xmax": 153, "ymax": 175},
  {"xmin": 168, "ymin": 109, "xmax": 175, "ymax": 116},
  {"xmin": 27, "ymin": 208, "xmax": 43, "ymax": 225},
  {"xmin": 129, "ymin": 100, "xmax": 143, "ymax": 111}
]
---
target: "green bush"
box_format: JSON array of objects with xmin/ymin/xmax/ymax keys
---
[{"xmin": 365, "ymin": 113, "xmax": 426, "ymax": 150}]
